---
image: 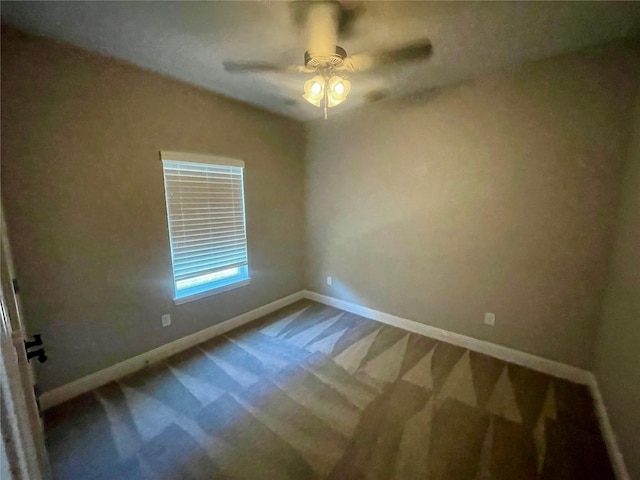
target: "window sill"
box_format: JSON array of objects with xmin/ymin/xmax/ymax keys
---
[{"xmin": 173, "ymin": 278, "xmax": 251, "ymax": 306}]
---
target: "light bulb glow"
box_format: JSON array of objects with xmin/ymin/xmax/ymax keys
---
[
  {"xmin": 333, "ymin": 82, "xmax": 345, "ymax": 94},
  {"xmin": 310, "ymin": 82, "xmax": 322, "ymax": 95}
]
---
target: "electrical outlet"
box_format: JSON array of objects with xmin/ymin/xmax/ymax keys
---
[
  {"xmin": 484, "ymin": 312, "xmax": 495, "ymax": 326},
  {"xmin": 326, "ymin": 276, "xmax": 333, "ymax": 286},
  {"xmin": 162, "ymin": 314, "xmax": 171, "ymax": 327}
]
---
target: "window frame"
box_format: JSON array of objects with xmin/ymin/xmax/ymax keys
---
[{"xmin": 160, "ymin": 151, "xmax": 250, "ymax": 305}]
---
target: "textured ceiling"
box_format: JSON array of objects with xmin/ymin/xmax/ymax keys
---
[{"xmin": 2, "ymin": 1, "xmax": 640, "ymax": 121}]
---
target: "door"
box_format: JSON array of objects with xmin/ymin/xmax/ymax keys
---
[{"xmin": 1, "ymin": 204, "xmax": 51, "ymax": 479}]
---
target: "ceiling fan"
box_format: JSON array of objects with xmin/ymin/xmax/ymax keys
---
[{"xmin": 223, "ymin": 1, "xmax": 433, "ymax": 118}]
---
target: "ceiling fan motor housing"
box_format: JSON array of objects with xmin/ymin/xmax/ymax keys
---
[{"xmin": 305, "ymin": 45, "xmax": 347, "ymax": 69}]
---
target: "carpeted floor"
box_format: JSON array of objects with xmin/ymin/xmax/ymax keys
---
[{"xmin": 44, "ymin": 300, "xmax": 614, "ymax": 479}]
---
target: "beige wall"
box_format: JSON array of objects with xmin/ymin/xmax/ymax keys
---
[
  {"xmin": 305, "ymin": 43, "xmax": 640, "ymax": 369},
  {"xmin": 1, "ymin": 28, "xmax": 306, "ymax": 392},
  {"xmin": 594, "ymin": 91, "xmax": 640, "ymax": 479}
]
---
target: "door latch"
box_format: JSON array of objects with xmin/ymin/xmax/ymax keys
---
[{"xmin": 24, "ymin": 334, "xmax": 47, "ymax": 363}]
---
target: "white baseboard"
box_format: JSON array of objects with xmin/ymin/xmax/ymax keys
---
[
  {"xmin": 303, "ymin": 290, "xmax": 592, "ymax": 385},
  {"xmin": 587, "ymin": 375, "xmax": 631, "ymax": 480},
  {"xmin": 39, "ymin": 290, "xmax": 305, "ymax": 410}
]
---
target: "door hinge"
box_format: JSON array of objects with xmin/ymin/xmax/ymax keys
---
[{"xmin": 12, "ymin": 278, "xmax": 20, "ymax": 294}]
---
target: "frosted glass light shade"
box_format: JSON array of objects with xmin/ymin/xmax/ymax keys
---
[
  {"xmin": 327, "ymin": 76, "xmax": 351, "ymax": 107},
  {"xmin": 303, "ymin": 76, "xmax": 325, "ymax": 107}
]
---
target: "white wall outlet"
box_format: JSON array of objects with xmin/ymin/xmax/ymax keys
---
[
  {"xmin": 326, "ymin": 276, "xmax": 333, "ymax": 286},
  {"xmin": 484, "ymin": 312, "xmax": 496, "ymax": 326},
  {"xmin": 162, "ymin": 314, "xmax": 171, "ymax": 327}
]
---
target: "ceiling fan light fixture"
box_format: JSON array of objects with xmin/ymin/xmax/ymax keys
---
[
  {"xmin": 327, "ymin": 96, "xmax": 345, "ymax": 107},
  {"xmin": 303, "ymin": 75, "xmax": 351, "ymax": 112},
  {"xmin": 328, "ymin": 76, "xmax": 351, "ymax": 105},
  {"xmin": 303, "ymin": 75, "xmax": 325, "ymax": 106},
  {"xmin": 302, "ymin": 94, "xmax": 322, "ymax": 107}
]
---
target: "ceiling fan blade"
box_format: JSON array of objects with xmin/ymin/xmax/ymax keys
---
[
  {"xmin": 336, "ymin": 2, "xmax": 363, "ymax": 39},
  {"xmin": 342, "ymin": 39, "xmax": 433, "ymax": 72},
  {"xmin": 223, "ymin": 61, "xmax": 312, "ymax": 74},
  {"xmin": 290, "ymin": 1, "xmax": 361, "ymax": 39}
]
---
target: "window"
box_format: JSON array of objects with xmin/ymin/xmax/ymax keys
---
[{"xmin": 161, "ymin": 151, "xmax": 249, "ymax": 304}]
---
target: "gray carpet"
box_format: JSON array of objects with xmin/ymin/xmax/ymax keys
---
[{"xmin": 44, "ymin": 300, "xmax": 614, "ymax": 479}]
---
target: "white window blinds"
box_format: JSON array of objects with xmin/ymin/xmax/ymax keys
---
[{"xmin": 161, "ymin": 152, "xmax": 249, "ymax": 301}]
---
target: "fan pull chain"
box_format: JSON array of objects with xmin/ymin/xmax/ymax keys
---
[{"xmin": 324, "ymin": 86, "xmax": 328, "ymax": 120}]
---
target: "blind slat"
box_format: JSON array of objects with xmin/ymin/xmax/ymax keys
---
[
  {"xmin": 172, "ymin": 233, "xmax": 246, "ymax": 247},
  {"xmin": 174, "ymin": 261, "xmax": 246, "ymax": 282},
  {"xmin": 169, "ymin": 226, "xmax": 245, "ymax": 237},
  {"xmin": 173, "ymin": 243, "xmax": 245, "ymax": 257},
  {"xmin": 173, "ymin": 242, "xmax": 247, "ymax": 258},
  {"xmin": 168, "ymin": 204, "xmax": 243, "ymax": 209},
  {"xmin": 173, "ymin": 251, "xmax": 245, "ymax": 267},
  {"xmin": 168, "ymin": 221, "xmax": 245, "ymax": 233},
  {"xmin": 165, "ymin": 173, "xmax": 241, "ymax": 179},
  {"xmin": 165, "ymin": 179, "xmax": 242, "ymax": 187},
  {"xmin": 167, "ymin": 210, "xmax": 245, "ymax": 217},
  {"xmin": 173, "ymin": 231, "xmax": 244, "ymax": 250},
  {"xmin": 174, "ymin": 254, "xmax": 248, "ymax": 278}
]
